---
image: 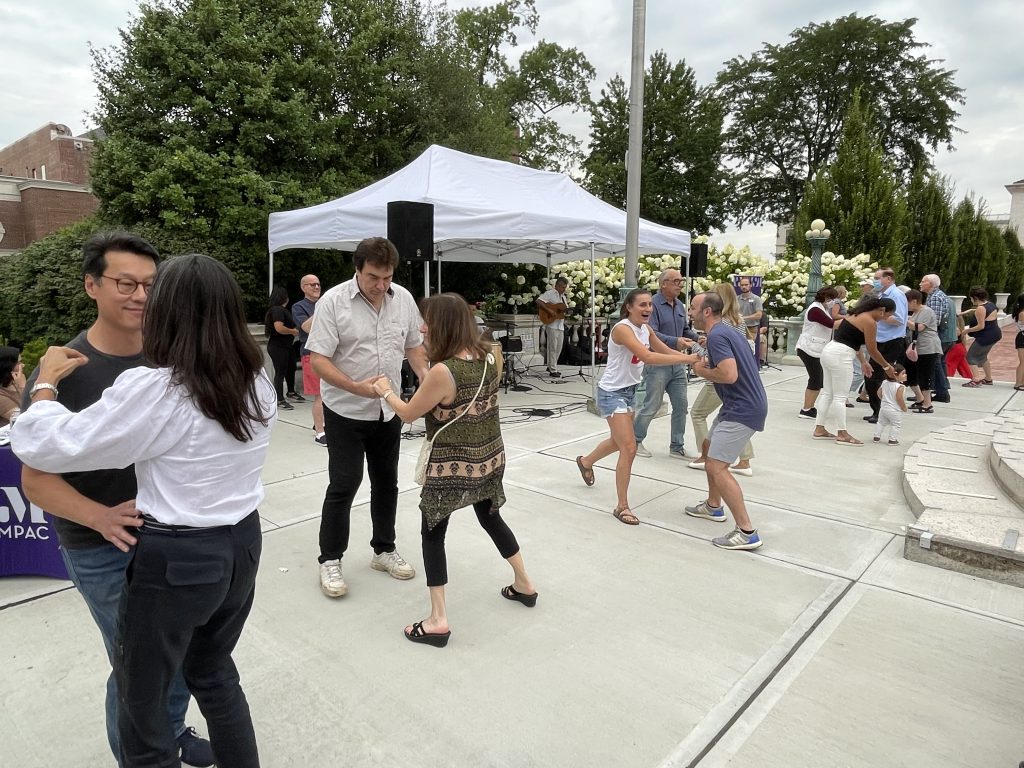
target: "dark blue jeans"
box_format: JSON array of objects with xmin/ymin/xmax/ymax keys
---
[
  {"xmin": 932, "ymin": 341, "xmax": 953, "ymax": 398},
  {"xmin": 60, "ymin": 544, "xmax": 192, "ymax": 766}
]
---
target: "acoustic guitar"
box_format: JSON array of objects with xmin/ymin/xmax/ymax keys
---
[{"xmin": 537, "ymin": 301, "xmax": 568, "ymax": 325}]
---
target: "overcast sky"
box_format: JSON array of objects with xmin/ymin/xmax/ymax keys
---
[{"xmin": 1, "ymin": 0, "xmax": 1021, "ymax": 256}]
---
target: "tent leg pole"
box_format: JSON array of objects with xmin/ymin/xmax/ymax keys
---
[
  {"xmin": 424, "ymin": 260, "xmax": 430, "ymax": 298},
  {"xmin": 269, "ymin": 251, "xmax": 274, "ymax": 295},
  {"xmin": 590, "ymin": 243, "xmax": 598, "ymax": 403}
]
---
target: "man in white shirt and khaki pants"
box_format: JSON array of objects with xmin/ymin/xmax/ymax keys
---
[
  {"xmin": 307, "ymin": 237, "xmax": 429, "ymax": 597},
  {"xmin": 536, "ymin": 277, "xmax": 569, "ymax": 377}
]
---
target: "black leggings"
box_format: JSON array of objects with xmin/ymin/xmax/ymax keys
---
[
  {"xmin": 421, "ymin": 500, "xmax": 519, "ymax": 587},
  {"xmin": 267, "ymin": 341, "xmax": 297, "ymax": 400},
  {"xmin": 904, "ymin": 352, "xmax": 939, "ymax": 390}
]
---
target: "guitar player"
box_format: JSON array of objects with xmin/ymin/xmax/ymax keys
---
[{"xmin": 536, "ymin": 276, "xmax": 569, "ymax": 377}]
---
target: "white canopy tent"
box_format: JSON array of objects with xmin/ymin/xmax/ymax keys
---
[
  {"xmin": 268, "ymin": 144, "xmax": 689, "ymax": 265},
  {"xmin": 267, "ymin": 144, "xmax": 691, "ymax": 382}
]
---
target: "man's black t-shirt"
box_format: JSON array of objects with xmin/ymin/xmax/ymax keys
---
[{"xmin": 21, "ymin": 331, "xmax": 146, "ymax": 549}]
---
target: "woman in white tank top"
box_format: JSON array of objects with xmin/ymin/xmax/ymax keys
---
[{"xmin": 575, "ymin": 289, "xmax": 698, "ymax": 525}]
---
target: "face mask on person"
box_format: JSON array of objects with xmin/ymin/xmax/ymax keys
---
[{"xmin": 872, "ymin": 279, "xmax": 883, "ymax": 291}]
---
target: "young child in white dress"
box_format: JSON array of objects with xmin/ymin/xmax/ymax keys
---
[{"xmin": 874, "ymin": 363, "xmax": 908, "ymax": 445}]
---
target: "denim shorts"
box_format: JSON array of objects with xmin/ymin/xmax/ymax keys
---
[{"xmin": 596, "ymin": 385, "xmax": 637, "ymax": 418}]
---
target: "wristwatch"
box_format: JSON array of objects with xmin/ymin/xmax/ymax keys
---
[{"xmin": 29, "ymin": 382, "xmax": 58, "ymax": 398}]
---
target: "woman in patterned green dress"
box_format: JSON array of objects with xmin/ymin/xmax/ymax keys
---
[{"xmin": 372, "ymin": 293, "xmax": 537, "ymax": 647}]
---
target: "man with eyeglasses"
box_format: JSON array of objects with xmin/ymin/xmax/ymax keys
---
[
  {"xmin": 19, "ymin": 232, "xmax": 215, "ymax": 766},
  {"xmin": 306, "ymin": 237, "xmax": 429, "ymax": 597},
  {"xmin": 292, "ymin": 274, "xmax": 326, "ymax": 445},
  {"xmin": 633, "ymin": 268, "xmax": 699, "ymax": 459}
]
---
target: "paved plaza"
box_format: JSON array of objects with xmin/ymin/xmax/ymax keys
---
[{"xmin": 2, "ymin": 364, "xmax": 1023, "ymax": 767}]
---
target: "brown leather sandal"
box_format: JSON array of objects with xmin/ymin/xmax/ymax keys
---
[
  {"xmin": 575, "ymin": 456, "xmax": 595, "ymax": 486},
  {"xmin": 613, "ymin": 506, "xmax": 639, "ymax": 525}
]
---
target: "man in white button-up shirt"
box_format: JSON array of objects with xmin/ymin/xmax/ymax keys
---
[{"xmin": 307, "ymin": 237, "xmax": 429, "ymax": 598}]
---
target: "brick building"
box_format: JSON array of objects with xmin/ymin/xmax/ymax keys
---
[{"xmin": 0, "ymin": 123, "xmax": 100, "ymax": 255}]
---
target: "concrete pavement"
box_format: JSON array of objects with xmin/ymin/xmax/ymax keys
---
[{"xmin": 2, "ymin": 365, "xmax": 1023, "ymax": 767}]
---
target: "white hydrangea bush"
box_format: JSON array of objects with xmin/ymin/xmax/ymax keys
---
[{"xmin": 480, "ymin": 240, "xmax": 875, "ymax": 320}]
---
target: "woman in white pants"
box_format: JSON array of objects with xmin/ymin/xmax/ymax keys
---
[{"xmin": 812, "ymin": 297, "xmax": 895, "ymax": 446}]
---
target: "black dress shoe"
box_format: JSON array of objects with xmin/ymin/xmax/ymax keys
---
[
  {"xmin": 863, "ymin": 415, "xmax": 878, "ymax": 424},
  {"xmin": 932, "ymin": 395, "xmax": 950, "ymax": 403}
]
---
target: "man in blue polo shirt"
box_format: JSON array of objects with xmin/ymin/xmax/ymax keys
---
[
  {"xmin": 633, "ymin": 268, "xmax": 699, "ymax": 459},
  {"xmin": 864, "ymin": 267, "xmax": 908, "ymax": 424},
  {"xmin": 683, "ymin": 292, "xmax": 768, "ymax": 551}
]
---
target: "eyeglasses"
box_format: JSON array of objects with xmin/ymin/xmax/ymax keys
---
[
  {"xmin": 303, "ymin": 282, "xmax": 321, "ymax": 288},
  {"xmin": 665, "ymin": 279, "xmax": 684, "ymax": 285},
  {"xmin": 101, "ymin": 274, "xmax": 153, "ymax": 295}
]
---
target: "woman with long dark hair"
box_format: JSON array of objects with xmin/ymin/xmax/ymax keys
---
[
  {"xmin": 812, "ymin": 297, "xmax": 896, "ymax": 445},
  {"xmin": 13, "ymin": 254, "xmax": 276, "ymax": 767},
  {"xmin": 574, "ymin": 289, "xmax": 697, "ymax": 525},
  {"xmin": 265, "ymin": 285, "xmax": 301, "ymax": 410},
  {"xmin": 371, "ymin": 293, "xmax": 536, "ymax": 648},
  {"xmin": 0, "ymin": 346, "xmax": 25, "ymax": 426}
]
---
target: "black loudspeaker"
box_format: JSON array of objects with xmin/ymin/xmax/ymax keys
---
[
  {"xmin": 387, "ymin": 201, "xmax": 434, "ymax": 262},
  {"xmin": 689, "ymin": 242, "xmax": 708, "ymax": 277}
]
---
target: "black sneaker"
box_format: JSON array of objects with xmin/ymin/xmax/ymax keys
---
[
  {"xmin": 932, "ymin": 395, "xmax": 950, "ymax": 403},
  {"xmin": 798, "ymin": 408, "xmax": 817, "ymax": 419},
  {"xmin": 547, "ymin": 368, "xmax": 561, "ymax": 377},
  {"xmin": 277, "ymin": 399, "xmax": 294, "ymax": 411},
  {"xmin": 863, "ymin": 414, "xmax": 878, "ymax": 424},
  {"xmin": 178, "ymin": 727, "xmax": 215, "ymax": 767},
  {"xmin": 314, "ymin": 432, "xmax": 327, "ymax": 446},
  {"xmin": 287, "ymin": 392, "xmax": 306, "ymax": 402}
]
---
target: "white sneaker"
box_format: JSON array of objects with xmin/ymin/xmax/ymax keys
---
[
  {"xmin": 319, "ymin": 559, "xmax": 347, "ymax": 597},
  {"xmin": 635, "ymin": 441, "xmax": 653, "ymax": 458},
  {"xmin": 371, "ymin": 550, "xmax": 416, "ymax": 580}
]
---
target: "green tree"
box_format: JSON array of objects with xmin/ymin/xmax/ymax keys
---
[
  {"xmin": 904, "ymin": 167, "xmax": 955, "ymax": 282},
  {"xmin": 89, "ymin": 0, "xmax": 520, "ymax": 314},
  {"xmin": 1003, "ymin": 228, "xmax": 1024, "ymax": 300},
  {"xmin": 453, "ymin": 0, "xmax": 595, "ymax": 172},
  {"xmin": 583, "ymin": 51, "xmax": 730, "ymax": 233},
  {"xmin": 0, "ymin": 218, "xmax": 103, "ymax": 344},
  {"xmin": 793, "ymin": 91, "xmax": 907, "ymax": 273},
  {"xmin": 717, "ymin": 13, "xmax": 964, "ymax": 225}
]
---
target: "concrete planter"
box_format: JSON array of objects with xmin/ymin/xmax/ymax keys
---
[{"xmin": 995, "ymin": 292, "xmax": 1010, "ymax": 316}]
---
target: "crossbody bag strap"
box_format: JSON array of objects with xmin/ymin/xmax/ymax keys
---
[{"xmin": 430, "ymin": 355, "xmax": 491, "ymax": 442}]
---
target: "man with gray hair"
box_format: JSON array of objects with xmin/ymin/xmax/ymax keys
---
[
  {"xmin": 920, "ymin": 273, "xmax": 952, "ymax": 403},
  {"xmin": 633, "ymin": 268, "xmax": 698, "ymax": 459}
]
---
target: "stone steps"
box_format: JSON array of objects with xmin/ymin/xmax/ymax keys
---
[{"xmin": 902, "ymin": 414, "xmax": 1024, "ymax": 588}]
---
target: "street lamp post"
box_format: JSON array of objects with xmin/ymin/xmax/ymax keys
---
[{"xmin": 804, "ymin": 218, "xmax": 831, "ymax": 306}]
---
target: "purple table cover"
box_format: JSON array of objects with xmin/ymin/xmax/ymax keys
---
[{"xmin": 0, "ymin": 445, "xmax": 68, "ymax": 579}]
